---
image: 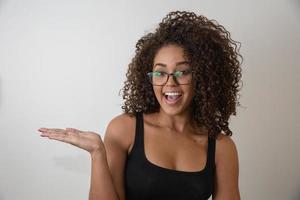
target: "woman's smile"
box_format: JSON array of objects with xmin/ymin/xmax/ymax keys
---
[{"xmin": 163, "ymin": 91, "xmax": 183, "ymax": 105}]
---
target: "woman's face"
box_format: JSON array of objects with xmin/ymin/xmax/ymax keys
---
[{"xmin": 152, "ymin": 44, "xmax": 195, "ymax": 116}]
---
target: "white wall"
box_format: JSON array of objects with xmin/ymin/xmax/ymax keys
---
[{"xmin": 0, "ymin": 0, "xmax": 299, "ymax": 199}]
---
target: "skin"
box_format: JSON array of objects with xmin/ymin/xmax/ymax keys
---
[
  {"xmin": 38, "ymin": 44, "xmax": 240, "ymax": 200},
  {"xmin": 151, "ymin": 44, "xmax": 195, "ymax": 132}
]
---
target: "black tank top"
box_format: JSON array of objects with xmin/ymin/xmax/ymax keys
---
[{"xmin": 125, "ymin": 112, "xmax": 216, "ymax": 200}]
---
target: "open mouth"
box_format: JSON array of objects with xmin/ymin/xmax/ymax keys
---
[{"xmin": 163, "ymin": 92, "xmax": 183, "ymax": 103}]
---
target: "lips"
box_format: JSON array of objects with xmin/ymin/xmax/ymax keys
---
[{"xmin": 163, "ymin": 91, "xmax": 183, "ymax": 104}]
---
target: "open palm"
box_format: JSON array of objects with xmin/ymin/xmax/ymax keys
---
[{"xmin": 38, "ymin": 127, "xmax": 104, "ymax": 154}]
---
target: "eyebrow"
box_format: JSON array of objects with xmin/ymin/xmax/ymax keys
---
[{"xmin": 153, "ymin": 61, "xmax": 190, "ymax": 68}]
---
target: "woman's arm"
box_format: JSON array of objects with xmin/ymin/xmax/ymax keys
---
[
  {"xmin": 100, "ymin": 114, "xmax": 134, "ymax": 200},
  {"xmin": 213, "ymin": 134, "xmax": 240, "ymax": 200},
  {"xmin": 89, "ymin": 150, "xmax": 121, "ymax": 200},
  {"xmin": 38, "ymin": 114, "xmax": 131, "ymax": 200}
]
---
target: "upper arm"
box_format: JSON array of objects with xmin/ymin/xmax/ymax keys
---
[
  {"xmin": 103, "ymin": 114, "xmax": 135, "ymax": 200},
  {"xmin": 213, "ymin": 134, "xmax": 240, "ymax": 200}
]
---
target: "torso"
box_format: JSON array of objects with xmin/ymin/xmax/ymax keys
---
[
  {"xmin": 126, "ymin": 112, "xmax": 210, "ymax": 172},
  {"xmin": 124, "ymin": 112, "xmax": 216, "ymax": 200}
]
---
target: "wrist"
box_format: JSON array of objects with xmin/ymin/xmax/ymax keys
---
[{"xmin": 90, "ymin": 149, "xmax": 107, "ymax": 161}]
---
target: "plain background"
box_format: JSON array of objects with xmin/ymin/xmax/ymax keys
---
[{"xmin": 0, "ymin": 0, "xmax": 299, "ymax": 199}]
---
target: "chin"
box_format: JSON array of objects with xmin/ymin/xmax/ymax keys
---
[
  {"xmin": 157, "ymin": 98, "xmax": 186, "ymax": 116},
  {"xmin": 159, "ymin": 106, "xmax": 187, "ymax": 116}
]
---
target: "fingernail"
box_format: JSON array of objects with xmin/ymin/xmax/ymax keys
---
[{"xmin": 38, "ymin": 128, "xmax": 47, "ymax": 132}]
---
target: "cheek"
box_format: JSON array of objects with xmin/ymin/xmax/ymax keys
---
[
  {"xmin": 153, "ymin": 86, "xmax": 163, "ymax": 100},
  {"xmin": 184, "ymin": 86, "xmax": 195, "ymax": 101}
]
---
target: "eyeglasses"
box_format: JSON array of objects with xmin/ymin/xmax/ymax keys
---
[{"xmin": 147, "ymin": 69, "xmax": 193, "ymax": 86}]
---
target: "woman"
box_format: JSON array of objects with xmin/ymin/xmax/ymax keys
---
[{"xmin": 38, "ymin": 11, "xmax": 242, "ymax": 200}]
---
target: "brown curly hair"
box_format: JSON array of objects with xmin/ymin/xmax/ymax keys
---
[{"xmin": 120, "ymin": 10, "xmax": 243, "ymax": 138}]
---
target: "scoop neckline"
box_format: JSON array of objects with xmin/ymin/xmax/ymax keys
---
[
  {"xmin": 143, "ymin": 146, "xmax": 209, "ymax": 174},
  {"xmin": 141, "ymin": 114, "xmax": 210, "ymax": 174}
]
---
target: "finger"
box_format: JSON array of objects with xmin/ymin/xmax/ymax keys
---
[
  {"xmin": 65, "ymin": 128, "xmax": 83, "ymax": 138},
  {"xmin": 38, "ymin": 127, "xmax": 48, "ymax": 132},
  {"xmin": 51, "ymin": 128, "xmax": 66, "ymax": 132},
  {"xmin": 47, "ymin": 132, "xmax": 67, "ymax": 142},
  {"xmin": 39, "ymin": 128, "xmax": 66, "ymax": 139},
  {"xmin": 43, "ymin": 128, "xmax": 66, "ymax": 137},
  {"xmin": 39, "ymin": 128, "xmax": 62, "ymax": 136},
  {"xmin": 66, "ymin": 128, "xmax": 83, "ymax": 133},
  {"xmin": 39, "ymin": 128, "xmax": 50, "ymax": 136},
  {"xmin": 38, "ymin": 128, "xmax": 65, "ymax": 133},
  {"xmin": 65, "ymin": 128, "xmax": 86, "ymax": 140},
  {"xmin": 48, "ymin": 129, "xmax": 80, "ymax": 146},
  {"xmin": 39, "ymin": 128, "xmax": 83, "ymax": 147}
]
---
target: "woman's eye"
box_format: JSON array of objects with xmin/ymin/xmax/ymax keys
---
[
  {"xmin": 153, "ymin": 71, "xmax": 166, "ymax": 76},
  {"xmin": 181, "ymin": 70, "xmax": 192, "ymax": 75},
  {"xmin": 174, "ymin": 71, "xmax": 184, "ymax": 77}
]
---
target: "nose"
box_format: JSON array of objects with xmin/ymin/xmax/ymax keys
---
[{"xmin": 165, "ymin": 74, "xmax": 178, "ymax": 86}]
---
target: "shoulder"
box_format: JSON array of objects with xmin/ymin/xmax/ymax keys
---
[
  {"xmin": 104, "ymin": 113, "xmax": 136, "ymax": 152},
  {"xmin": 213, "ymin": 133, "xmax": 240, "ymax": 199},
  {"xmin": 215, "ymin": 133, "xmax": 239, "ymax": 165},
  {"xmin": 106, "ymin": 113, "xmax": 136, "ymax": 132}
]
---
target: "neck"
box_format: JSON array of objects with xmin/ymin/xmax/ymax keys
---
[{"xmin": 154, "ymin": 108, "xmax": 194, "ymax": 133}]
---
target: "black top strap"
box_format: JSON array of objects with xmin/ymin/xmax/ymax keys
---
[
  {"xmin": 207, "ymin": 136, "xmax": 216, "ymax": 169},
  {"xmin": 134, "ymin": 111, "xmax": 144, "ymax": 148}
]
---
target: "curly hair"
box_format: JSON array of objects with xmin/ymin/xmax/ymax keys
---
[{"xmin": 120, "ymin": 10, "xmax": 243, "ymax": 138}]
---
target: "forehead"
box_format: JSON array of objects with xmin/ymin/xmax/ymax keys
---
[{"xmin": 153, "ymin": 44, "xmax": 190, "ymax": 67}]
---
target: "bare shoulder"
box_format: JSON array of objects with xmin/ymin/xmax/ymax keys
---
[
  {"xmin": 103, "ymin": 113, "xmax": 136, "ymax": 152},
  {"xmin": 215, "ymin": 133, "xmax": 237, "ymax": 147},
  {"xmin": 106, "ymin": 113, "xmax": 135, "ymax": 132},
  {"xmin": 102, "ymin": 113, "xmax": 136, "ymax": 200},
  {"xmin": 215, "ymin": 133, "xmax": 239, "ymax": 164},
  {"xmin": 213, "ymin": 133, "xmax": 240, "ymax": 199}
]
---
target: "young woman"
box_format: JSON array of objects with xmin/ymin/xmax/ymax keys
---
[{"xmin": 38, "ymin": 11, "xmax": 242, "ymax": 200}]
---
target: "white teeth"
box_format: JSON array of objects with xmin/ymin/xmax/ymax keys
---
[{"xmin": 164, "ymin": 92, "xmax": 182, "ymax": 96}]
